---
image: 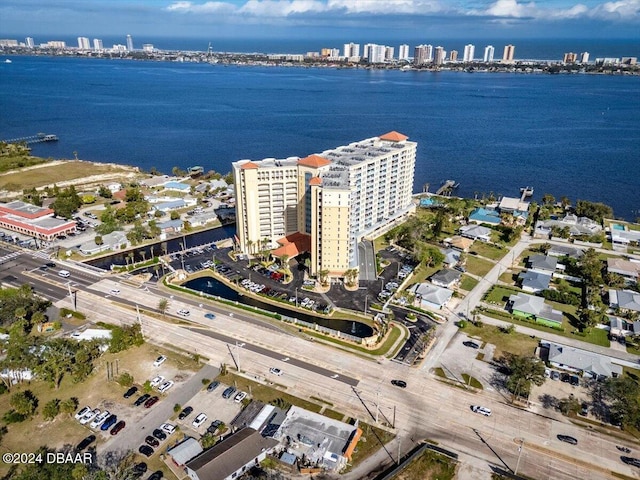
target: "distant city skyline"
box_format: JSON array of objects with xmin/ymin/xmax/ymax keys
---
[{"xmin": 1, "ymin": 0, "xmax": 639, "ymax": 40}]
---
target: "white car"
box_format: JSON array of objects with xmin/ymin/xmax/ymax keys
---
[
  {"xmin": 269, "ymin": 367, "xmax": 283, "ymax": 376},
  {"xmin": 158, "ymin": 381, "xmax": 174, "ymax": 393},
  {"xmin": 192, "ymin": 413, "xmax": 207, "ymax": 428},
  {"xmin": 58, "ymin": 270, "xmax": 71, "ymax": 278},
  {"xmin": 150, "ymin": 375, "xmax": 165, "ymax": 387},
  {"xmin": 90, "ymin": 410, "xmax": 110, "ymax": 429},
  {"xmin": 75, "ymin": 406, "xmax": 92, "ymax": 420},
  {"xmin": 153, "ymin": 355, "xmax": 167, "ymax": 367},
  {"xmin": 234, "ymin": 391, "xmax": 247, "ymax": 403},
  {"xmin": 109, "ymin": 288, "xmax": 120, "ymax": 295},
  {"xmin": 471, "ymin": 405, "xmax": 492, "ymax": 417},
  {"xmin": 160, "ymin": 423, "xmax": 176, "ymax": 435},
  {"xmin": 79, "ymin": 408, "xmax": 100, "ymax": 425},
  {"xmin": 177, "ymin": 309, "xmax": 190, "ymax": 316}
]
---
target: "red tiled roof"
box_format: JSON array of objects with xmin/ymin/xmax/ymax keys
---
[
  {"xmin": 298, "ymin": 154, "xmax": 332, "ymax": 168},
  {"xmin": 308, "ymin": 176, "xmax": 322, "ymax": 186},
  {"xmin": 240, "ymin": 161, "xmax": 259, "ymax": 170},
  {"xmin": 379, "ymin": 131, "xmax": 408, "ymax": 142},
  {"xmin": 272, "ymin": 232, "xmax": 311, "ymax": 258}
]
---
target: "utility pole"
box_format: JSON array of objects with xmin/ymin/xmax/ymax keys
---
[
  {"xmin": 136, "ymin": 304, "xmax": 144, "ymax": 340},
  {"xmin": 375, "ymin": 390, "xmax": 380, "ymax": 424},
  {"xmin": 515, "ymin": 438, "xmax": 524, "ymax": 475}
]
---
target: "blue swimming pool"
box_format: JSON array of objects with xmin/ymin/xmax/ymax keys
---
[{"xmin": 612, "ymin": 223, "xmax": 626, "ymax": 231}]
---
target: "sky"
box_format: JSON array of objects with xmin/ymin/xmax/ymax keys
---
[{"xmin": 1, "ymin": 0, "xmax": 639, "ymax": 41}]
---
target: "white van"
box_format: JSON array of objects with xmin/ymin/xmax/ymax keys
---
[{"xmin": 58, "ymin": 270, "xmax": 70, "ymax": 278}]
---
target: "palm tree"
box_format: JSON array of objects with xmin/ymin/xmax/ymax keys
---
[
  {"xmin": 247, "ymin": 239, "xmax": 254, "ymax": 255},
  {"xmin": 319, "ymin": 269, "xmax": 330, "ymax": 286},
  {"xmin": 158, "ymin": 299, "xmax": 168, "ymax": 317}
]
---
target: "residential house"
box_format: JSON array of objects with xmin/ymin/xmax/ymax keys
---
[
  {"xmin": 185, "ymin": 428, "xmax": 278, "ymax": 480},
  {"xmin": 430, "ymin": 269, "xmax": 462, "ymax": 289},
  {"xmin": 164, "ymin": 181, "xmax": 191, "ymax": 193},
  {"xmin": 609, "ymin": 289, "xmax": 640, "ymax": 313},
  {"xmin": 468, "ymin": 207, "xmax": 501, "ymax": 225},
  {"xmin": 440, "ymin": 248, "xmax": 461, "ymax": 268},
  {"xmin": 519, "ymin": 270, "xmax": 552, "ymax": 293},
  {"xmin": 153, "ymin": 200, "xmax": 189, "ymax": 213},
  {"xmin": 459, "ymin": 224, "xmax": 492, "ymax": 242},
  {"xmin": 106, "ymin": 183, "xmax": 122, "ymax": 193},
  {"xmin": 534, "ymin": 213, "xmax": 602, "ymax": 238},
  {"xmin": 527, "ymin": 254, "xmax": 558, "ymax": 274},
  {"xmin": 157, "ymin": 219, "xmax": 183, "ymax": 234},
  {"xmin": 606, "ymin": 258, "xmax": 640, "ymax": 283},
  {"xmin": 607, "ymin": 315, "xmax": 640, "ymax": 339},
  {"xmin": 542, "ymin": 341, "xmax": 622, "ymax": 379},
  {"xmin": 547, "ymin": 245, "xmax": 584, "ymax": 259},
  {"xmin": 409, "ymin": 283, "xmax": 453, "ymax": 310},
  {"xmin": 190, "ymin": 212, "xmax": 218, "ymax": 228},
  {"xmin": 139, "ymin": 175, "xmax": 177, "ymax": 188},
  {"xmin": 498, "ymin": 196, "xmax": 529, "ymax": 223},
  {"xmin": 445, "ymin": 236, "xmax": 474, "ymax": 252},
  {"xmin": 508, "ymin": 292, "xmax": 564, "ymax": 328},
  {"xmin": 79, "ymin": 231, "xmax": 127, "ymax": 255},
  {"xmin": 167, "ymin": 437, "xmax": 204, "ymax": 468},
  {"xmin": 610, "ymin": 229, "xmax": 640, "ymax": 248}
]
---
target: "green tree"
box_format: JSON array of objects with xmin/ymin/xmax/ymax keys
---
[
  {"xmin": 500, "ymin": 354, "xmax": 546, "ymax": 399},
  {"xmin": 42, "ymin": 398, "xmax": 60, "ymax": 420},
  {"xmin": 98, "ymin": 185, "xmax": 113, "ymax": 198},
  {"xmin": 59, "ymin": 397, "xmax": 79, "ymax": 416},
  {"xmin": 575, "ymin": 200, "xmax": 613, "ymax": 222},
  {"xmin": 602, "ymin": 375, "xmax": 640, "ymax": 430},
  {"xmin": 94, "ymin": 235, "xmax": 103, "ymax": 246},
  {"xmin": 542, "ymin": 193, "xmax": 555, "ymax": 206},
  {"xmin": 158, "ymin": 298, "xmax": 169, "ymax": 317},
  {"xmin": 35, "ymin": 338, "xmax": 76, "ymax": 389},
  {"xmin": 117, "ymin": 372, "xmax": 134, "ymax": 387},
  {"xmin": 9, "ymin": 390, "xmax": 38, "ymax": 417},
  {"xmin": 579, "ymin": 248, "xmax": 603, "ymax": 287}
]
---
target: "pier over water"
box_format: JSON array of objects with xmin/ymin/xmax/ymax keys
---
[{"xmin": 1, "ymin": 133, "xmax": 58, "ymax": 145}]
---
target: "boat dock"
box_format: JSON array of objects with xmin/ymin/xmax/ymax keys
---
[
  {"xmin": 520, "ymin": 186, "xmax": 534, "ymax": 202},
  {"xmin": 1, "ymin": 133, "xmax": 58, "ymax": 145},
  {"xmin": 436, "ymin": 180, "xmax": 459, "ymax": 196}
]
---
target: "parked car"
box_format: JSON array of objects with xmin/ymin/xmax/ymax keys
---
[
  {"xmin": 463, "ymin": 341, "xmax": 480, "ymax": 349},
  {"xmin": 123, "ymin": 386, "xmax": 138, "ymax": 398},
  {"xmin": 570, "ymin": 375, "xmax": 580, "ymax": 386},
  {"xmin": 160, "ymin": 423, "xmax": 176, "ymax": 435},
  {"xmin": 207, "ymin": 420, "xmax": 223, "ymax": 434},
  {"xmin": 178, "ymin": 406, "xmax": 193, "ymax": 420},
  {"xmin": 234, "ymin": 391, "xmax": 247, "ymax": 403},
  {"xmin": 222, "ymin": 386, "xmax": 236, "ymax": 399},
  {"xmin": 150, "ymin": 375, "xmax": 165, "ymax": 387},
  {"xmin": 134, "ymin": 394, "xmax": 151, "ymax": 406},
  {"xmin": 110, "ymin": 421, "xmax": 126, "ymax": 435},
  {"xmin": 192, "ymin": 413, "xmax": 208, "ymax": 428},
  {"xmin": 158, "ymin": 381, "xmax": 174, "ymax": 393},
  {"xmin": 144, "ymin": 396, "xmax": 159, "ymax": 408},
  {"xmin": 561, "ymin": 373, "xmax": 571, "ymax": 383},
  {"xmin": 148, "ymin": 471, "xmax": 164, "ymax": 480},
  {"xmin": 471, "ymin": 405, "xmax": 492, "ymax": 417},
  {"xmin": 152, "ymin": 429, "xmax": 167, "ymax": 441},
  {"xmin": 138, "ymin": 445, "xmax": 154, "ymax": 457},
  {"xmin": 80, "ymin": 408, "xmax": 100, "ymax": 425},
  {"xmin": 145, "ymin": 436, "xmax": 160, "ymax": 447},
  {"xmin": 132, "ymin": 462, "xmax": 148, "ymax": 477},
  {"xmin": 206, "ymin": 381, "xmax": 220, "ymax": 392},
  {"xmin": 621, "ymin": 457, "xmax": 640, "ymax": 467},
  {"xmin": 100, "ymin": 415, "xmax": 118, "ymax": 431},
  {"xmin": 90, "ymin": 411, "xmax": 110, "ymax": 429},
  {"xmin": 153, "ymin": 355, "xmax": 167, "ymax": 367},
  {"xmin": 580, "ymin": 403, "xmax": 589, "ymax": 416},
  {"xmin": 76, "ymin": 434, "xmax": 96, "ymax": 451},
  {"xmin": 551, "ymin": 371, "xmax": 560, "ymax": 381},
  {"xmin": 75, "ymin": 406, "xmax": 92, "ymax": 420},
  {"xmin": 557, "ymin": 435, "xmax": 578, "ymax": 445}
]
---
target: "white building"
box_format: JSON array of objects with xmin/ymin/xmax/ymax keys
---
[
  {"xmin": 25, "ymin": 37, "xmax": 34, "ymax": 48},
  {"xmin": 434, "ymin": 46, "xmax": 446, "ymax": 65},
  {"xmin": 483, "ymin": 45, "xmax": 494, "ymax": 62},
  {"xmin": 398, "ymin": 44, "xmax": 409, "ymax": 61},
  {"xmin": 414, "ymin": 44, "xmax": 433, "ymax": 65},
  {"xmin": 343, "ymin": 42, "xmax": 360, "ymax": 59},
  {"xmin": 142, "ymin": 44, "xmax": 154, "ymax": 52},
  {"xmin": 126, "ymin": 34, "xmax": 134, "ymax": 51},
  {"xmin": 366, "ymin": 44, "xmax": 386, "ymax": 63},
  {"xmin": 463, "ymin": 44, "xmax": 475, "ymax": 62},
  {"xmin": 580, "ymin": 52, "xmax": 590, "ymax": 63},
  {"xmin": 385, "ymin": 46, "xmax": 395, "ymax": 61},
  {"xmin": 77, "ymin": 37, "xmax": 90, "ymax": 50},
  {"xmin": 93, "ymin": 38, "xmax": 103, "ymax": 51}
]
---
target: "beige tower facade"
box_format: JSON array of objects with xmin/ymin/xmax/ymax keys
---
[{"xmin": 233, "ymin": 132, "xmax": 417, "ymax": 280}]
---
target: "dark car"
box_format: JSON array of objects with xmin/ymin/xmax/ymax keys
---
[
  {"xmin": 580, "ymin": 402, "xmax": 589, "ymax": 416},
  {"xmin": 110, "ymin": 420, "xmax": 126, "ymax": 435},
  {"xmin": 132, "ymin": 462, "xmax": 147, "ymax": 478},
  {"xmin": 145, "ymin": 436, "xmax": 160, "ymax": 447},
  {"xmin": 178, "ymin": 406, "xmax": 193, "ymax": 420},
  {"xmin": 123, "ymin": 386, "xmax": 138, "ymax": 398},
  {"xmin": 138, "ymin": 445, "xmax": 154, "ymax": 457},
  {"xmin": 621, "ymin": 457, "xmax": 640, "ymax": 467},
  {"xmin": 560, "ymin": 373, "xmax": 571, "ymax": 383},
  {"xmin": 222, "ymin": 386, "xmax": 236, "ymax": 399},
  {"xmin": 557, "ymin": 435, "xmax": 578, "ymax": 445},
  {"xmin": 76, "ymin": 434, "xmax": 96, "ymax": 451},
  {"xmin": 207, "ymin": 420, "xmax": 222, "ymax": 434},
  {"xmin": 463, "ymin": 341, "xmax": 480, "ymax": 349},
  {"xmin": 100, "ymin": 414, "xmax": 118, "ymax": 431},
  {"xmin": 144, "ymin": 396, "xmax": 159, "ymax": 408},
  {"xmin": 45, "ymin": 262, "xmax": 56, "ymax": 268},
  {"xmin": 570, "ymin": 375, "xmax": 580, "ymax": 386},
  {"xmin": 152, "ymin": 429, "xmax": 167, "ymax": 441},
  {"xmin": 206, "ymin": 381, "xmax": 220, "ymax": 392},
  {"xmin": 391, "ymin": 380, "xmax": 407, "ymax": 388},
  {"xmin": 134, "ymin": 393, "xmax": 151, "ymax": 406},
  {"xmin": 148, "ymin": 471, "xmax": 164, "ymax": 480}
]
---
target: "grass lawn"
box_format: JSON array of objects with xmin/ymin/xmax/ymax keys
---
[
  {"xmin": 461, "ymin": 374, "xmax": 483, "ymax": 389},
  {"xmin": 394, "ymin": 447, "xmax": 458, "ymax": 480},
  {"xmin": 348, "ymin": 423, "xmax": 395, "ymax": 470},
  {"xmin": 627, "ymin": 344, "xmax": 640, "ymax": 356},
  {"xmin": 484, "ymin": 285, "xmax": 522, "ymax": 305},
  {"xmin": 305, "ymin": 323, "xmax": 405, "ymax": 358},
  {"xmin": 322, "ymin": 408, "xmax": 346, "ymax": 421},
  {"xmin": 459, "ymin": 323, "xmax": 538, "ymax": 358},
  {"xmin": 470, "ymin": 242, "xmax": 508, "ymax": 261},
  {"xmin": 498, "ymin": 271, "xmax": 518, "ymax": 285},
  {"xmin": 465, "ymin": 255, "xmax": 494, "ymax": 277},
  {"xmin": 459, "ymin": 275, "xmax": 479, "ymax": 291},
  {"xmin": 411, "ymin": 263, "xmax": 440, "ymax": 284}
]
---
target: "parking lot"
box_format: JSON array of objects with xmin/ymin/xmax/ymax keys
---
[
  {"xmin": 436, "ymin": 332, "xmax": 497, "ymax": 388},
  {"xmin": 531, "ymin": 369, "xmax": 593, "ymax": 417}
]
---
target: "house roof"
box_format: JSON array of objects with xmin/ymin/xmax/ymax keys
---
[
  {"xmin": 167, "ymin": 437, "xmax": 204, "ymax": 466},
  {"xmin": 509, "ymin": 292, "xmax": 564, "ymax": 324},
  {"xmin": 447, "ymin": 236, "xmax": 474, "ymax": 251},
  {"xmin": 411, "ymin": 283, "xmax": 453, "ymax": 306},
  {"xmin": 609, "ymin": 289, "xmax": 640, "ymax": 312},
  {"xmin": 607, "ymin": 258, "xmax": 640, "ymax": 278},
  {"xmin": 499, "ymin": 196, "xmax": 530, "ymax": 212},
  {"xmin": 272, "ymin": 232, "xmax": 311, "ymax": 258},
  {"xmin": 519, "ymin": 270, "xmax": 552, "ymax": 291},
  {"xmin": 430, "ymin": 269, "xmax": 462, "ymax": 285},
  {"xmin": 468, "ymin": 207, "xmax": 501, "ymax": 225},
  {"xmin": 186, "ymin": 428, "xmax": 278, "ymax": 479},
  {"xmin": 548, "ymin": 245, "xmax": 584, "ymax": 259},
  {"xmin": 545, "ymin": 342, "xmax": 622, "ymax": 377},
  {"xmin": 527, "ymin": 254, "xmax": 558, "ymax": 272},
  {"xmin": 379, "ymin": 131, "xmax": 408, "ymax": 142},
  {"xmin": 240, "ymin": 161, "xmax": 259, "ymax": 170},
  {"xmin": 298, "ymin": 154, "xmax": 332, "ymax": 168},
  {"xmin": 308, "ymin": 176, "xmax": 322, "ymax": 186},
  {"xmin": 164, "ymin": 181, "xmax": 190, "ymax": 190},
  {"xmin": 440, "ymin": 248, "xmax": 460, "ymax": 265},
  {"xmin": 459, "ymin": 224, "xmax": 492, "ymax": 239},
  {"xmin": 157, "ymin": 219, "xmax": 183, "ymax": 229}
]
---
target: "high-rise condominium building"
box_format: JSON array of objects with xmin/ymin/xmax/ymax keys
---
[
  {"xmin": 385, "ymin": 46, "xmax": 395, "ymax": 61},
  {"xmin": 367, "ymin": 44, "xmax": 386, "ymax": 63},
  {"xmin": 483, "ymin": 45, "xmax": 494, "ymax": 62},
  {"xmin": 463, "ymin": 44, "xmax": 475, "ymax": 62},
  {"xmin": 502, "ymin": 44, "xmax": 515, "ymax": 63},
  {"xmin": 93, "ymin": 38, "xmax": 103, "ymax": 51},
  {"xmin": 343, "ymin": 42, "xmax": 360, "ymax": 58},
  {"xmin": 126, "ymin": 34, "xmax": 134, "ymax": 51},
  {"xmin": 413, "ymin": 44, "xmax": 433, "ymax": 65},
  {"xmin": 580, "ymin": 52, "xmax": 590, "ymax": 63},
  {"xmin": 434, "ymin": 46, "xmax": 446, "ymax": 65},
  {"xmin": 450, "ymin": 50, "xmax": 458, "ymax": 62},
  {"xmin": 563, "ymin": 52, "xmax": 577, "ymax": 63},
  {"xmin": 77, "ymin": 37, "xmax": 90, "ymax": 50},
  {"xmin": 25, "ymin": 37, "xmax": 34, "ymax": 48},
  {"xmin": 233, "ymin": 132, "xmax": 417, "ymax": 281},
  {"xmin": 398, "ymin": 44, "xmax": 409, "ymax": 61}
]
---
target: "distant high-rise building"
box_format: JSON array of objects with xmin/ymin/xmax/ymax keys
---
[
  {"xmin": 434, "ymin": 46, "xmax": 445, "ymax": 65},
  {"xmin": 502, "ymin": 44, "xmax": 515, "ymax": 63},
  {"xmin": 25, "ymin": 37, "xmax": 34, "ymax": 48},
  {"xmin": 320, "ymin": 48, "xmax": 332, "ymax": 57},
  {"xmin": 449, "ymin": 50, "xmax": 458, "ymax": 62},
  {"xmin": 367, "ymin": 44, "xmax": 386, "ymax": 63},
  {"xmin": 77, "ymin": 37, "xmax": 90, "ymax": 50},
  {"xmin": 398, "ymin": 44, "xmax": 409, "ymax": 61},
  {"xmin": 463, "ymin": 44, "xmax": 475, "ymax": 62},
  {"xmin": 563, "ymin": 52, "xmax": 577, "ymax": 64},
  {"xmin": 330, "ymin": 48, "xmax": 340, "ymax": 58},
  {"xmin": 483, "ymin": 45, "xmax": 495, "ymax": 62},
  {"xmin": 343, "ymin": 42, "xmax": 360, "ymax": 58},
  {"xmin": 413, "ymin": 44, "xmax": 433, "ymax": 65},
  {"xmin": 46, "ymin": 41, "xmax": 66, "ymax": 49},
  {"xmin": 580, "ymin": 52, "xmax": 590, "ymax": 63},
  {"xmin": 93, "ymin": 38, "xmax": 103, "ymax": 51},
  {"xmin": 126, "ymin": 34, "xmax": 133, "ymax": 51},
  {"xmin": 385, "ymin": 46, "xmax": 394, "ymax": 61},
  {"xmin": 142, "ymin": 44, "xmax": 154, "ymax": 53}
]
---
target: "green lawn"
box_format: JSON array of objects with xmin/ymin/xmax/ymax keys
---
[
  {"xmin": 459, "ymin": 323, "xmax": 538, "ymax": 358},
  {"xmin": 470, "ymin": 242, "xmax": 508, "ymax": 261},
  {"xmin": 395, "ymin": 447, "xmax": 458, "ymax": 480},
  {"xmin": 459, "ymin": 275, "xmax": 479, "ymax": 291},
  {"xmin": 484, "ymin": 285, "xmax": 522, "ymax": 305},
  {"xmin": 465, "ymin": 255, "xmax": 494, "ymax": 277}
]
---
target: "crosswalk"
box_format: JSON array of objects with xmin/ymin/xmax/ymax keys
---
[
  {"xmin": 30, "ymin": 250, "xmax": 52, "ymax": 260},
  {"xmin": 0, "ymin": 251, "xmax": 22, "ymax": 263}
]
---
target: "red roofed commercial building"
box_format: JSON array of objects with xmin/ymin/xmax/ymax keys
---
[
  {"xmin": 0, "ymin": 200, "xmax": 76, "ymax": 242},
  {"xmin": 233, "ymin": 133, "xmax": 417, "ymax": 282}
]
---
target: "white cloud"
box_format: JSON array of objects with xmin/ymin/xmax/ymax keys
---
[
  {"xmin": 483, "ymin": 0, "xmax": 537, "ymax": 18},
  {"xmin": 590, "ymin": 0, "xmax": 640, "ymax": 19},
  {"xmin": 239, "ymin": 0, "xmax": 327, "ymax": 16},
  {"xmin": 327, "ymin": 0, "xmax": 444, "ymax": 14},
  {"xmin": 165, "ymin": 1, "xmax": 237, "ymax": 13}
]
